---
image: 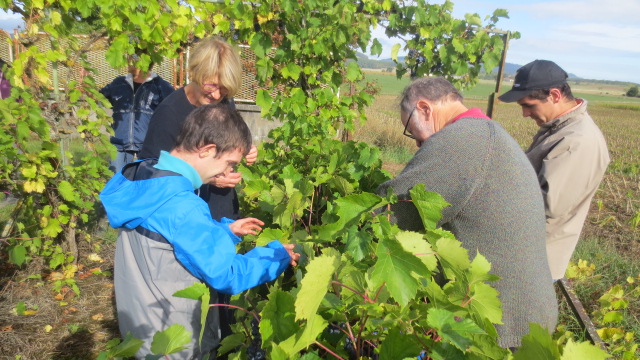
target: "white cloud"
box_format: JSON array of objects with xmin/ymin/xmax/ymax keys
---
[
  {"xmin": 524, "ymin": 0, "xmax": 640, "ymax": 25},
  {"xmin": 557, "ymin": 23, "xmax": 640, "ymax": 53}
]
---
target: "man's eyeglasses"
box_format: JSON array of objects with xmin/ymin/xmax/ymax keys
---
[
  {"xmin": 403, "ymin": 107, "xmax": 417, "ymax": 139},
  {"xmin": 201, "ymin": 83, "xmax": 224, "ymax": 94}
]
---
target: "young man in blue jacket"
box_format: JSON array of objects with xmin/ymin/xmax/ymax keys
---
[
  {"xmin": 100, "ymin": 103, "xmax": 299, "ymax": 359},
  {"xmin": 100, "ymin": 55, "xmax": 175, "ymax": 172}
]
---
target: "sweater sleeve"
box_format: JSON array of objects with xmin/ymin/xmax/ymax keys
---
[{"xmin": 169, "ymin": 207, "xmax": 291, "ymax": 295}]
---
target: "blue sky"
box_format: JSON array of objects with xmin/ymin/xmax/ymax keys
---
[
  {"xmin": 373, "ymin": 0, "xmax": 640, "ymax": 84},
  {"xmin": 2, "ymin": 0, "xmax": 639, "ymax": 83}
]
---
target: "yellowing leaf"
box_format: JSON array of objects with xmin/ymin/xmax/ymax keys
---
[
  {"xmin": 23, "ymin": 310, "xmax": 39, "ymax": 315},
  {"xmin": 87, "ymin": 253, "xmax": 104, "ymax": 263},
  {"xmin": 64, "ymin": 265, "xmax": 78, "ymax": 279},
  {"xmin": 48, "ymin": 272, "xmax": 65, "ymax": 281},
  {"xmin": 92, "ymin": 313, "xmax": 104, "ymax": 321},
  {"xmin": 24, "ymin": 179, "xmax": 46, "ymax": 193},
  {"xmin": 44, "ymin": 325, "xmax": 53, "ymax": 332}
]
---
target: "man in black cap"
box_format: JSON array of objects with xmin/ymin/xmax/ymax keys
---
[{"xmin": 499, "ymin": 60, "xmax": 610, "ymax": 280}]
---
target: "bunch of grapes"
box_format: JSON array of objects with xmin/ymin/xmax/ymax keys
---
[{"xmin": 246, "ymin": 317, "xmax": 266, "ymax": 360}]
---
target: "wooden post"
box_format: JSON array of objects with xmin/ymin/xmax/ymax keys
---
[{"xmin": 487, "ymin": 31, "xmax": 510, "ymax": 118}]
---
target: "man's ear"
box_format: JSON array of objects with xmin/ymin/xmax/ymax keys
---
[
  {"xmin": 198, "ymin": 144, "xmax": 217, "ymax": 158},
  {"xmin": 416, "ymin": 99, "xmax": 431, "ymax": 120},
  {"xmin": 549, "ymin": 88, "xmax": 563, "ymax": 103}
]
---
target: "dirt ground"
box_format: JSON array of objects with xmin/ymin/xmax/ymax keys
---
[{"xmin": 0, "ymin": 231, "xmax": 119, "ymax": 360}]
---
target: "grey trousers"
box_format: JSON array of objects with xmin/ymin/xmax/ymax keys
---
[{"xmin": 114, "ymin": 228, "xmax": 221, "ymax": 359}]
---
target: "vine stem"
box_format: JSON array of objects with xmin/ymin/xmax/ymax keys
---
[
  {"xmin": 331, "ymin": 281, "xmax": 374, "ymax": 304},
  {"xmin": 314, "ymin": 340, "xmax": 345, "ymax": 360},
  {"xmin": 209, "ymin": 303, "xmax": 259, "ymax": 322}
]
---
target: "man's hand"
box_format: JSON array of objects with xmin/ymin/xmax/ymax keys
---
[
  {"xmin": 245, "ymin": 145, "xmax": 258, "ymax": 166},
  {"xmin": 209, "ymin": 172, "xmax": 242, "ymax": 188},
  {"xmin": 282, "ymin": 244, "xmax": 300, "ymax": 266},
  {"xmin": 229, "ymin": 217, "xmax": 264, "ymax": 236}
]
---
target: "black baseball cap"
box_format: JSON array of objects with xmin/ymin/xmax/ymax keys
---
[{"xmin": 498, "ymin": 60, "xmax": 568, "ymax": 103}]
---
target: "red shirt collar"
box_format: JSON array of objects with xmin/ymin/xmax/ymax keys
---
[{"xmin": 451, "ymin": 108, "xmax": 491, "ymax": 123}]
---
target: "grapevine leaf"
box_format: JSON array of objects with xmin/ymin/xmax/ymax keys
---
[
  {"xmin": 344, "ymin": 225, "xmax": 372, "ymax": 262},
  {"xmin": 255, "ymin": 228, "xmax": 286, "ymax": 247},
  {"xmin": 560, "ymin": 339, "xmax": 611, "ymax": 360},
  {"xmin": 346, "ymin": 61, "xmax": 361, "ymax": 82},
  {"xmin": 172, "ymin": 282, "xmax": 210, "ymax": 346},
  {"xmin": 269, "ymin": 342, "xmax": 289, "ymax": 360},
  {"xmin": 216, "ymin": 333, "xmax": 244, "ymax": 357},
  {"xmin": 315, "ymin": 193, "xmax": 386, "ymax": 240},
  {"xmin": 173, "ymin": 282, "xmax": 209, "ymax": 301},
  {"xmin": 150, "ymin": 324, "xmax": 192, "ymax": 355},
  {"xmin": 108, "ymin": 332, "xmax": 145, "ymax": 358},
  {"xmin": 409, "ymin": 185, "xmax": 450, "ymax": 231},
  {"xmin": 434, "ymin": 237, "xmax": 471, "ymax": 279},
  {"xmin": 396, "ymin": 230, "xmax": 438, "ymax": 271},
  {"xmin": 391, "ymin": 43, "xmax": 401, "ymax": 61},
  {"xmin": 261, "ymin": 289, "xmax": 298, "ymax": 343},
  {"xmin": 468, "ymin": 253, "xmax": 501, "ymax": 284},
  {"xmin": 255, "ymin": 89, "xmax": 273, "ymax": 114},
  {"xmin": 426, "ymin": 308, "xmax": 485, "ymax": 351},
  {"xmin": 512, "ymin": 323, "xmax": 560, "ymax": 360},
  {"xmin": 9, "ymin": 245, "xmax": 27, "ymax": 266},
  {"xmin": 378, "ymin": 327, "xmax": 422, "ymax": 360},
  {"xmin": 42, "ymin": 218, "xmax": 63, "ymax": 237},
  {"xmin": 295, "ymin": 251, "xmax": 340, "ymax": 321},
  {"xmin": 58, "ymin": 181, "xmax": 78, "ymax": 202},
  {"xmin": 602, "ymin": 311, "xmax": 623, "ymax": 324},
  {"xmin": 372, "ymin": 235, "xmax": 428, "ymax": 306},
  {"xmin": 370, "ymin": 38, "xmax": 383, "ymax": 56},
  {"xmin": 468, "ymin": 282, "xmax": 503, "ymax": 325},
  {"xmin": 278, "ymin": 314, "xmax": 327, "ymax": 356}
]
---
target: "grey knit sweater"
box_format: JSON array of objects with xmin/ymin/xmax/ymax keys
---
[{"xmin": 378, "ymin": 116, "xmax": 558, "ymax": 348}]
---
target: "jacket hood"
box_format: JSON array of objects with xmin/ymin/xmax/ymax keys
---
[{"xmin": 99, "ymin": 161, "xmax": 193, "ymax": 229}]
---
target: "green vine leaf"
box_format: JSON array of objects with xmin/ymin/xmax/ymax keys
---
[
  {"xmin": 372, "ymin": 234, "xmax": 429, "ymax": 306},
  {"xmin": 150, "ymin": 324, "xmax": 192, "ymax": 356},
  {"xmin": 294, "ymin": 251, "xmax": 340, "ymax": 321}
]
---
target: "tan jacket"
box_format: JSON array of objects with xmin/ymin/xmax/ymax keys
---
[{"xmin": 526, "ymin": 100, "xmax": 610, "ymax": 279}]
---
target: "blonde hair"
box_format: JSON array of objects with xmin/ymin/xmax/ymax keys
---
[{"xmin": 188, "ymin": 37, "xmax": 243, "ymax": 98}]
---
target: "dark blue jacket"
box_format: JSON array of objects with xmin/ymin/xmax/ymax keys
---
[{"xmin": 100, "ymin": 73, "xmax": 174, "ymax": 152}]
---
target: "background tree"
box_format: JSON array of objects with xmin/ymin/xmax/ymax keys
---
[{"xmin": 626, "ymin": 85, "xmax": 639, "ymax": 97}]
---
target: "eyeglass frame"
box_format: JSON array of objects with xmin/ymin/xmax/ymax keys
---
[
  {"xmin": 201, "ymin": 83, "xmax": 226, "ymax": 94},
  {"xmin": 402, "ymin": 106, "xmax": 417, "ymax": 139}
]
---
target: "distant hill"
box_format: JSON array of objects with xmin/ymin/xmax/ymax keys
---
[
  {"xmin": 357, "ymin": 55, "xmax": 638, "ymax": 86},
  {"xmin": 489, "ymin": 63, "xmax": 579, "ymax": 79}
]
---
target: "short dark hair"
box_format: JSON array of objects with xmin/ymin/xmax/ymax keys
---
[
  {"xmin": 526, "ymin": 83, "xmax": 575, "ymax": 102},
  {"xmin": 175, "ymin": 103, "xmax": 252, "ymax": 157},
  {"xmin": 400, "ymin": 77, "xmax": 463, "ymax": 112}
]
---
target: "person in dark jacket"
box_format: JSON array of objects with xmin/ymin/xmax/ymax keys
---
[
  {"xmin": 100, "ymin": 103, "xmax": 299, "ymax": 359},
  {"xmin": 377, "ymin": 77, "xmax": 557, "ymax": 349},
  {"xmin": 100, "ymin": 55, "xmax": 175, "ymax": 172}
]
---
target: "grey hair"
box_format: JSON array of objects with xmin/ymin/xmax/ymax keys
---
[{"xmin": 400, "ymin": 77, "xmax": 463, "ymax": 112}]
